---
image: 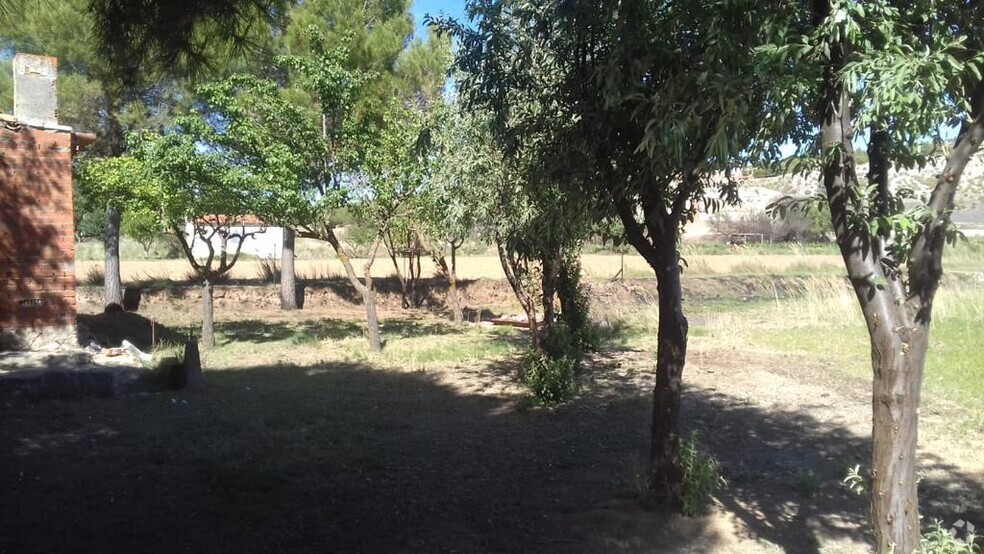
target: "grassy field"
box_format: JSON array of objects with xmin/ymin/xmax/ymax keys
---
[{"xmin": 610, "ymin": 276, "xmax": 984, "ymax": 431}]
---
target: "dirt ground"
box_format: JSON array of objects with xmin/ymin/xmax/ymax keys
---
[{"xmin": 2, "ymin": 281, "xmax": 982, "ymax": 553}]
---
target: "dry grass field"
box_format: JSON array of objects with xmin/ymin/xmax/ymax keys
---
[{"xmin": 74, "ymin": 252, "xmax": 848, "ymax": 284}]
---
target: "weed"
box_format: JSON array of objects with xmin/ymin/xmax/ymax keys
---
[
  {"xmin": 82, "ymin": 266, "xmax": 105, "ymax": 286},
  {"xmin": 290, "ymin": 329, "xmax": 320, "ymax": 346},
  {"xmin": 679, "ymin": 432, "xmax": 726, "ymax": 517},
  {"xmin": 521, "ymin": 347, "xmax": 577, "ymax": 404},
  {"xmin": 259, "ymin": 257, "xmax": 281, "ymax": 283},
  {"xmin": 921, "ymin": 519, "xmax": 980, "ymax": 554},
  {"xmin": 842, "ymin": 464, "xmax": 867, "ymax": 497}
]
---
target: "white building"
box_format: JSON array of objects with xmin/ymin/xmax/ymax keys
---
[{"xmin": 183, "ymin": 216, "xmax": 284, "ymax": 260}]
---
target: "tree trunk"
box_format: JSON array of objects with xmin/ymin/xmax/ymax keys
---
[
  {"xmin": 280, "ymin": 227, "xmax": 297, "ymax": 310},
  {"xmin": 497, "ymin": 241, "xmax": 542, "ymax": 353},
  {"xmin": 384, "ymin": 230, "xmax": 411, "ymax": 309},
  {"xmin": 362, "ymin": 288, "xmax": 382, "ymax": 353},
  {"xmin": 428, "ymin": 238, "xmax": 464, "ymax": 327},
  {"xmin": 201, "ymin": 278, "xmax": 215, "ymax": 348},
  {"xmin": 363, "ymin": 265, "xmax": 382, "ymax": 353},
  {"xmin": 104, "ymin": 202, "xmax": 123, "ymax": 309},
  {"xmin": 448, "ymin": 243, "xmax": 463, "ymax": 327},
  {"xmin": 319, "ymin": 228, "xmax": 382, "ymax": 353},
  {"xmin": 650, "ymin": 238, "xmax": 688, "ymax": 505},
  {"xmin": 541, "ymin": 250, "xmax": 561, "ymax": 334},
  {"xmin": 869, "ymin": 324, "xmax": 927, "ymax": 553}
]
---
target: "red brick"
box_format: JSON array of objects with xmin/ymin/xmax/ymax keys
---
[{"xmin": 1, "ymin": 126, "xmax": 77, "ymax": 332}]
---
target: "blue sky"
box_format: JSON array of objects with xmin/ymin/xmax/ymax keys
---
[{"xmin": 410, "ymin": 0, "xmax": 467, "ymax": 37}]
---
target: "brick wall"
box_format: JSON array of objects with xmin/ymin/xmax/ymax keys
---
[{"xmin": 0, "ymin": 124, "xmax": 77, "ymax": 345}]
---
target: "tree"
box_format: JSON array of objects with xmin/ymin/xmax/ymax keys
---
[
  {"xmin": 419, "ymin": 107, "xmax": 492, "ymax": 326},
  {"xmin": 121, "ymin": 207, "xmax": 163, "ymax": 258},
  {"xmin": 442, "ymin": 0, "xmax": 784, "ymax": 504},
  {"xmin": 87, "ymin": 0, "xmax": 287, "ymax": 85},
  {"xmin": 349, "ymin": 104, "xmax": 432, "ymax": 350},
  {"xmin": 1, "ymin": 0, "xmax": 276, "ymax": 310},
  {"xmin": 763, "ymin": 1, "xmax": 984, "ymax": 549},
  {"xmin": 276, "ymin": 19, "xmax": 449, "ymax": 352},
  {"xmin": 89, "ymin": 75, "xmax": 321, "ymax": 347}
]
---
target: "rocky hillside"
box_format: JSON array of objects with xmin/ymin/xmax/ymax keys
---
[{"xmin": 688, "ymin": 150, "xmax": 984, "ymax": 239}]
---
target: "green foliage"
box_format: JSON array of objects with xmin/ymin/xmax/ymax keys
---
[
  {"xmin": 520, "ymin": 345, "xmax": 577, "ymax": 405},
  {"xmin": 556, "ymin": 255, "xmax": 598, "ymax": 353},
  {"xmin": 679, "ymin": 432, "xmax": 725, "ymax": 517},
  {"xmin": 842, "ymin": 464, "xmax": 867, "ymax": 497},
  {"xmin": 921, "ymin": 520, "xmax": 981, "ymax": 554},
  {"xmin": 0, "ymin": 60, "xmax": 11, "ymax": 113}
]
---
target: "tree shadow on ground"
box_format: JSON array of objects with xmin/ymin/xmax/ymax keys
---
[
  {"xmin": 1, "ymin": 357, "xmax": 980, "ymax": 553},
  {"xmin": 582, "ymin": 357, "xmax": 984, "ymax": 553},
  {"xmin": 78, "ymin": 312, "xmax": 185, "ymax": 351},
  {"xmin": 215, "ymin": 317, "xmax": 465, "ymax": 346},
  {"xmin": 215, "ymin": 318, "xmax": 364, "ymax": 345}
]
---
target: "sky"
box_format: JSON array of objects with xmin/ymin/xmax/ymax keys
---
[{"xmin": 410, "ymin": 0, "xmax": 467, "ymax": 38}]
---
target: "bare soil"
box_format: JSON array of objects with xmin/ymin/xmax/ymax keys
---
[{"xmin": 2, "ymin": 278, "xmax": 981, "ymax": 553}]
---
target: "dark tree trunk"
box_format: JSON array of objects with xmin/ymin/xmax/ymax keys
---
[
  {"xmin": 429, "ymin": 237, "xmax": 464, "ymax": 327},
  {"xmin": 104, "ymin": 202, "xmax": 123, "ymax": 309},
  {"xmin": 540, "ymin": 250, "xmax": 562, "ymax": 335},
  {"xmin": 280, "ymin": 227, "xmax": 297, "ymax": 310},
  {"xmin": 384, "ymin": 230, "xmax": 412, "ymax": 309},
  {"xmin": 611, "ymin": 189, "xmax": 689, "ymax": 507},
  {"xmin": 201, "ymin": 278, "xmax": 215, "ymax": 347},
  {"xmin": 650, "ymin": 238, "xmax": 688, "ymax": 505}
]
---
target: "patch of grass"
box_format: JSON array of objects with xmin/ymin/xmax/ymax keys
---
[
  {"xmin": 680, "ymin": 432, "xmax": 726, "ymax": 517},
  {"xmin": 201, "ymin": 317, "xmax": 524, "ymax": 372},
  {"xmin": 734, "ymin": 280, "xmax": 984, "ymax": 424}
]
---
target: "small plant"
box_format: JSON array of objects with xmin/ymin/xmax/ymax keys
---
[
  {"xmin": 624, "ymin": 464, "xmax": 658, "ymax": 510},
  {"xmin": 82, "ymin": 266, "xmax": 105, "ymax": 286},
  {"xmin": 843, "ymin": 464, "xmax": 867, "ymax": 497},
  {"xmin": 921, "ymin": 519, "xmax": 980, "ymax": 554},
  {"xmin": 679, "ymin": 432, "xmax": 726, "ymax": 517},
  {"xmin": 521, "ymin": 347, "xmax": 577, "ymax": 404},
  {"xmin": 259, "ymin": 257, "xmax": 281, "ymax": 283},
  {"xmin": 290, "ymin": 329, "xmax": 319, "ymax": 346}
]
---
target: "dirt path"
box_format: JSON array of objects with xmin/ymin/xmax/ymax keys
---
[{"xmin": 2, "ymin": 319, "xmax": 981, "ymax": 553}]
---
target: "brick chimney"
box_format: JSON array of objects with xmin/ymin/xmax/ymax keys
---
[
  {"xmin": 13, "ymin": 53, "xmax": 59, "ymax": 126},
  {"xmin": 1, "ymin": 54, "xmax": 78, "ymax": 351}
]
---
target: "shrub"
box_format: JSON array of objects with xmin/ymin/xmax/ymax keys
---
[
  {"xmin": 679, "ymin": 432, "xmax": 725, "ymax": 517},
  {"xmin": 82, "ymin": 266, "xmax": 105, "ymax": 286},
  {"xmin": 922, "ymin": 520, "xmax": 980, "ymax": 554},
  {"xmin": 521, "ymin": 347, "xmax": 577, "ymax": 404},
  {"xmin": 556, "ymin": 255, "xmax": 599, "ymax": 352},
  {"xmin": 259, "ymin": 257, "xmax": 281, "ymax": 283}
]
